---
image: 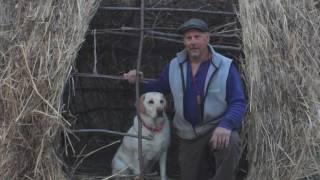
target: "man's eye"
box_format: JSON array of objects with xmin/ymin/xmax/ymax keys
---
[{"xmin": 148, "ymin": 100, "xmax": 154, "ymax": 104}]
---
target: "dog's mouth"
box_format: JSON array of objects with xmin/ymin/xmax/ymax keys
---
[{"xmin": 156, "ymin": 109, "xmax": 164, "ymax": 118}]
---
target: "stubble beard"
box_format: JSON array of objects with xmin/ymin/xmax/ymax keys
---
[{"xmin": 188, "ymin": 49, "xmax": 201, "ymax": 60}]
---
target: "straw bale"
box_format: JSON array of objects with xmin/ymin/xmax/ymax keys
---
[
  {"xmin": 239, "ymin": 0, "xmax": 320, "ymax": 179},
  {"xmin": 0, "ymin": 0, "xmax": 100, "ymax": 179}
]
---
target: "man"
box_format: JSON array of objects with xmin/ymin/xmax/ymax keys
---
[{"xmin": 124, "ymin": 18, "xmax": 246, "ymax": 180}]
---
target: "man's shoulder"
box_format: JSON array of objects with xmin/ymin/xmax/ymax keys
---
[
  {"xmin": 212, "ymin": 52, "xmax": 233, "ymax": 69},
  {"xmin": 208, "ymin": 45, "xmax": 233, "ymax": 64},
  {"xmin": 168, "ymin": 56, "xmax": 181, "ymax": 65},
  {"xmin": 214, "ymin": 52, "xmax": 233, "ymax": 62}
]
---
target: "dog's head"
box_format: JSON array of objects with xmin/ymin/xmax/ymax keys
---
[{"xmin": 138, "ymin": 92, "xmax": 167, "ymax": 119}]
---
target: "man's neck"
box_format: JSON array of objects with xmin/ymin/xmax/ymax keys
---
[
  {"xmin": 189, "ymin": 52, "xmax": 211, "ymax": 64},
  {"xmin": 189, "ymin": 51, "xmax": 211, "ymax": 76}
]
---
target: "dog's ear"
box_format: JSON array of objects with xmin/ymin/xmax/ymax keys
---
[
  {"xmin": 164, "ymin": 99, "xmax": 168, "ymax": 110},
  {"xmin": 136, "ymin": 94, "xmax": 146, "ymax": 114},
  {"xmin": 162, "ymin": 95, "xmax": 167, "ymax": 109}
]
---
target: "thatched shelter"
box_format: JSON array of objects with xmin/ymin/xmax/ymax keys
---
[
  {"xmin": 61, "ymin": 0, "xmax": 243, "ymax": 179},
  {"xmin": 0, "ymin": 0, "xmax": 319, "ymax": 179},
  {"xmin": 0, "ymin": 0, "xmax": 100, "ymax": 179},
  {"xmin": 240, "ymin": 0, "xmax": 320, "ymax": 179}
]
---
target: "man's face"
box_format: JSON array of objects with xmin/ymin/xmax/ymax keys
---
[{"xmin": 183, "ymin": 29, "xmax": 210, "ymax": 60}]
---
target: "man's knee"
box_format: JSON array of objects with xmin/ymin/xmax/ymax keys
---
[
  {"xmin": 225, "ymin": 131, "xmax": 241, "ymax": 157},
  {"xmin": 229, "ymin": 131, "xmax": 241, "ymax": 149},
  {"xmin": 213, "ymin": 131, "xmax": 241, "ymax": 161}
]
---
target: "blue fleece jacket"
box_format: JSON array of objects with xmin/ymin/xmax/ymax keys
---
[{"xmin": 143, "ymin": 60, "xmax": 246, "ymax": 130}]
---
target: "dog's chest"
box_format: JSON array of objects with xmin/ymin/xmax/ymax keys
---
[{"xmin": 143, "ymin": 130, "xmax": 169, "ymax": 159}]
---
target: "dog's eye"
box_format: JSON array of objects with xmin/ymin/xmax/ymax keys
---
[
  {"xmin": 148, "ymin": 100, "xmax": 154, "ymax": 104},
  {"xmin": 160, "ymin": 100, "xmax": 164, "ymax": 104}
]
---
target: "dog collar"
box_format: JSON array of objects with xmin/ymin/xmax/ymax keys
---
[{"xmin": 142, "ymin": 120, "xmax": 165, "ymax": 133}]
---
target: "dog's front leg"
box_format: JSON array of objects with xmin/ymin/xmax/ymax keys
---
[{"xmin": 159, "ymin": 150, "xmax": 168, "ymax": 180}]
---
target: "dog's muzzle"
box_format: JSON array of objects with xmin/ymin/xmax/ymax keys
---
[{"xmin": 157, "ymin": 109, "xmax": 164, "ymax": 117}]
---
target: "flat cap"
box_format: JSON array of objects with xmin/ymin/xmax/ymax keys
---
[{"xmin": 177, "ymin": 18, "xmax": 209, "ymax": 34}]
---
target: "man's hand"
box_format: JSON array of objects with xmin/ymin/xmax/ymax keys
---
[
  {"xmin": 209, "ymin": 127, "xmax": 231, "ymax": 150},
  {"xmin": 123, "ymin": 70, "xmax": 143, "ymax": 84}
]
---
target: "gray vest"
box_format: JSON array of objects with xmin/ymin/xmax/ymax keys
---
[{"xmin": 169, "ymin": 45, "xmax": 232, "ymax": 139}]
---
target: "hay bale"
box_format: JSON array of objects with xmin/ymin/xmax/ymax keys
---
[
  {"xmin": 239, "ymin": 0, "xmax": 320, "ymax": 179},
  {"xmin": 0, "ymin": 0, "xmax": 100, "ymax": 179}
]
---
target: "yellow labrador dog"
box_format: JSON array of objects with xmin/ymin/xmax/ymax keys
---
[{"xmin": 112, "ymin": 92, "xmax": 170, "ymax": 180}]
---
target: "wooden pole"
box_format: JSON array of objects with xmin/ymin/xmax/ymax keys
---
[
  {"xmin": 99, "ymin": 6, "xmax": 236, "ymax": 16},
  {"xmin": 71, "ymin": 72, "xmax": 154, "ymax": 83},
  {"xmin": 93, "ymin": 29, "xmax": 98, "ymax": 74},
  {"xmin": 136, "ymin": 0, "xmax": 145, "ymax": 179},
  {"xmin": 88, "ymin": 29, "xmax": 242, "ymax": 52},
  {"xmin": 72, "ymin": 129, "xmax": 152, "ymax": 140}
]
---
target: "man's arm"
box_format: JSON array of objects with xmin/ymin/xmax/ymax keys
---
[
  {"xmin": 210, "ymin": 63, "xmax": 246, "ymax": 150},
  {"xmin": 123, "ymin": 64, "xmax": 171, "ymax": 95},
  {"xmin": 143, "ymin": 64, "xmax": 171, "ymax": 95},
  {"xmin": 218, "ymin": 63, "xmax": 247, "ymax": 130}
]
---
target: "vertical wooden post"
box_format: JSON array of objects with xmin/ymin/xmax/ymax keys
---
[
  {"xmin": 93, "ymin": 29, "xmax": 98, "ymax": 74},
  {"xmin": 136, "ymin": 0, "xmax": 145, "ymax": 179}
]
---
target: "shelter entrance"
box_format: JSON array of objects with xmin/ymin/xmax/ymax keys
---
[{"xmin": 61, "ymin": 0, "xmax": 245, "ymax": 179}]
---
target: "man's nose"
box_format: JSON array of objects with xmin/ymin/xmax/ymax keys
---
[{"xmin": 189, "ymin": 38, "xmax": 197, "ymax": 45}]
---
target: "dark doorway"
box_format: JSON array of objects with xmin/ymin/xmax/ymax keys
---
[{"xmin": 61, "ymin": 0, "xmax": 245, "ymax": 179}]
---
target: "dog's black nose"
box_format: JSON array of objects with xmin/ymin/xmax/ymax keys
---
[{"xmin": 157, "ymin": 109, "xmax": 163, "ymax": 117}]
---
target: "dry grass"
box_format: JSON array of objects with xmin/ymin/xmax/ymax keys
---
[
  {"xmin": 0, "ymin": 0, "xmax": 100, "ymax": 179},
  {"xmin": 239, "ymin": 0, "xmax": 320, "ymax": 179}
]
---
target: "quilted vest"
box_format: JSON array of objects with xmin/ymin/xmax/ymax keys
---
[{"xmin": 169, "ymin": 45, "xmax": 232, "ymax": 139}]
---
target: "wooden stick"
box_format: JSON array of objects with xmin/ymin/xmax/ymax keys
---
[
  {"xmin": 89, "ymin": 30, "xmax": 241, "ymax": 51},
  {"xmin": 99, "ymin": 6, "xmax": 236, "ymax": 16},
  {"xmin": 92, "ymin": 28, "xmax": 239, "ymax": 39},
  {"xmin": 93, "ymin": 29, "xmax": 98, "ymax": 74},
  {"xmin": 72, "ymin": 129, "xmax": 152, "ymax": 140},
  {"xmin": 91, "ymin": 27, "xmax": 239, "ymax": 38},
  {"xmin": 71, "ymin": 72, "xmax": 155, "ymax": 83},
  {"xmin": 108, "ymin": 171, "xmax": 158, "ymax": 179},
  {"xmin": 136, "ymin": 0, "xmax": 145, "ymax": 179}
]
